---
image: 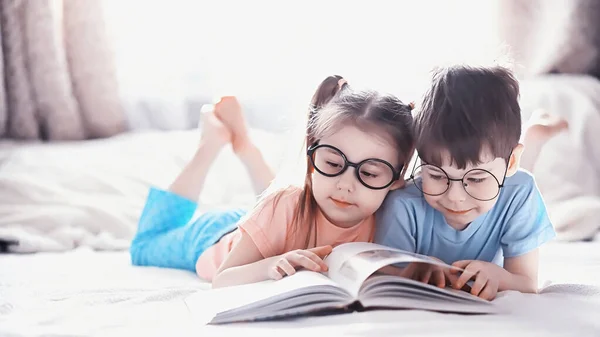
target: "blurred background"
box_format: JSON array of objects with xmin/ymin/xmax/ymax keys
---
[
  {"xmin": 102, "ymin": 0, "xmax": 505, "ymax": 132},
  {"xmin": 1, "ymin": 0, "xmax": 599, "ymax": 137}
]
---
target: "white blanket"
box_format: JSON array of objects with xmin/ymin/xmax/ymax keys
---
[{"xmin": 1, "ymin": 241, "xmax": 599, "ymax": 336}]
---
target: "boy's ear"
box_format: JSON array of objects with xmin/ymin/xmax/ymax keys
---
[
  {"xmin": 390, "ymin": 179, "xmax": 406, "ymax": 190},
  {"xmin": 389, "ymin": 155, "xmax": 414, "ymax": 191},
  {"xmin": 506, "ymin": 143, "xmax": 524, "ymax": 177}
]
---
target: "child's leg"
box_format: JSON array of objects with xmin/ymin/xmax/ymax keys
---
[
  {"xmin": 130, "ymin": 108, "xmax": 236, "ymax": 271},
  {"xmin": 130, "ymin": 188, "xmax": 245, "ymax": 271},
  {"xmin": 521, "ymin": 109, "xmax": 569, "ymax": 171},
  {"xmin": 169, "ymin": 108, "xmax": 232, "ymax": 201},
  {"xmin": 214, "ymin": 96, "xmax": 275, "ymax": 195}
]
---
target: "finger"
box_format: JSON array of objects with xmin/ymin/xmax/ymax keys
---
[
  {"xmin": 444, "ymin": 269, "xmax": 459, "ymax": 285},
  {"xmin": 420, "ymin": 268, "xmax": 432, "ymax": 285},
  {"xmin": 434, "ymin": 269, "xmax": 446, "ymax": 288},
  {"xmin": 399, "ymin": 262, "xmax": 419, "ymax": 279},
  {"xmin": 470, "ymin": 274, "xmax": 488, "ymax": 296},
  {"xmin": 296, "ymin": 251, "xmax": 328, "ymax": 271},
  {"xmin": 268, "ymin": 266, "xmax": 285, "ymax": 280},
  {"xmin": 307, "ymin": 245, "xmax": 333, "ymax": 258},
  {"xmin": 451, "ymin": 260, "xmax": 472, "ymax": 273},
  {"xmin": 479, "ymin": 280, "xmax": 498, "ymax": 301},
  {"xmin": 454, "ymin": 265, "xmax": 478, "ymax": 290},
  {"xmin": 277, "ymin": 258, "xmax": 297, "ymax": 276},
  {"xmin": 289, "ymin": 254, "xmax": 321, "ymax": 272}
]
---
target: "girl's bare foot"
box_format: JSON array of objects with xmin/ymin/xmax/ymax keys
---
[
  {"xmin": 200, "ymin": 104, "xmax": 232, "ymax": 148},
  {"xmin": 213, "ymin": 96, "xmax": 251, "ymax": 154}
]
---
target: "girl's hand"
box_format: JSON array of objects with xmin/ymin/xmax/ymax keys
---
[
  {"xmin": 450, "ymin": 260, "xmax": 505, "ymax": 301},
  {"xmin": 268, "ymin": 245, "xmax": 333, "ymax": 280}
]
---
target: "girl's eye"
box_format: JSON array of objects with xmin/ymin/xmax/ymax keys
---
[
  {"xmin": 326, "ymin": 161, "xmax": 342, "ymax": 168},
  {"xmin": 360, "ymin": 171, "xmax": 378, "ymax": 178}
]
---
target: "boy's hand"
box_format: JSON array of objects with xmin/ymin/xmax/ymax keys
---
[
  {"xmin": 380, "ymin": 259, "xmax": 456, "ymax": 289},
  {"xmin": 450, "ymin": 260, "xmax": 506, "ymax": 300},
  {"xmin": 268, "ymin": 246, "xmax": 332, "ymax": 280},
  {"xmin": 407, "ymin": 262, "xmax": 448, "ymax": 288}
]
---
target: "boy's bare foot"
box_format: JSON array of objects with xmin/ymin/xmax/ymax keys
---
[
  {"xmin": 524, "ymin": 109, "xmax": 569, "ymax": 147},
  {"xmin": 213, "ymin": 96, "xmax": 251, "ymax": 154},
  {"xmin": 200, "ymin": 104, "xmax": 232, "ymax": 148},
  {"xmin": 521, "ymin": 110, "xmax": 568, "ymax": 171}
]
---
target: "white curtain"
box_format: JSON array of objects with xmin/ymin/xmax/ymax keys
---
[{"xmin": 102, "ymin": 0, "xmax": 501, "ymax": 132}]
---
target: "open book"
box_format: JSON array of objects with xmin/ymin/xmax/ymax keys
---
[{"xmin": 185, "ymin": 242, "xmax": 502, "ymax": 324}]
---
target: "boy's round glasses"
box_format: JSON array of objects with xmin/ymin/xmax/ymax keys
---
[
  {"xmin": 409, "ymin": 157, "xmax": 510, "ymax": 201},
  {"xmin": 307, "ymin": 143, "xmax": 402, "ymax": 190}
]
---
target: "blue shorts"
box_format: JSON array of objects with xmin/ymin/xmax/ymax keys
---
[{"xmin": 130, "ymin": 187, "xmax": 246, "ymax": 272}]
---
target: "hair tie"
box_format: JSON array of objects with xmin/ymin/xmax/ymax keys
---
[
  {"xmin": 338, "ymin": 78, "xmax": 348, "ymax": 88},
  {"xmin": 408, "ymin": 101, "xmax": 415, "ymax": 111}
]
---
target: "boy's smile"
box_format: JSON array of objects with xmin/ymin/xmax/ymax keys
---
[{"xmin": 444, "ymin": 207, "xmax": 474, "ymax": 215}]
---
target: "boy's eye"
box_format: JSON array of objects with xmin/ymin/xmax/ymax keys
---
[
  {"xmin": 427, "ymin": 173, "xmax": 446, "ymax": 181},
  {"xmin": 467, "ymin": 177, "xmax": 486, "ymax": 184}
]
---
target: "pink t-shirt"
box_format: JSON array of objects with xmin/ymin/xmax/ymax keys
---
[{"xmin": 195, "ymin": 187, "xmax": 375, "ymax": 281}]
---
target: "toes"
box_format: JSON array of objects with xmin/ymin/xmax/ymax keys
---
[{"xmin": 201, "ymin": 104, "xmax": 215, "ymax": 114}]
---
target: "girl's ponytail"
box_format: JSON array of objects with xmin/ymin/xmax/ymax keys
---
[{"xmin": 292, "ymin": 75, "xmax": 349, "ymax": 248}]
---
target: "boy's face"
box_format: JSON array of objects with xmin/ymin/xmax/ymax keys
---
[{"xmin": 421, "ymin": 147, "xmax": 521, "ymax": 230}]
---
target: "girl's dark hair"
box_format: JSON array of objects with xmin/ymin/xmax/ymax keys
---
[{"xmin": 288, "ymin": 75, "xmax": 415, "ymax": 247}]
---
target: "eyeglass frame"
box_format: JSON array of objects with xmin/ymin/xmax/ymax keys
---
[
  {"xmin": 408, "ymin": 152, "xmax": 512, "ymax": 201},
  {"xmin": 307, "ymin": 143, "xmax": 403, "ymax": 190}
]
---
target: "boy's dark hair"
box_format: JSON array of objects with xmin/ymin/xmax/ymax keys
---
[{"xmin": 414, "ymin": 64, "xmax": 521, "ymax": 169}]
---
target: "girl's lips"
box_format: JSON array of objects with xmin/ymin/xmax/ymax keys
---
[{"xmin": 331, "ymin": 198, "xmax": 353, "ymax": 208}]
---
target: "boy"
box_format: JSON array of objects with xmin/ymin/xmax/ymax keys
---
[{"xmin": 375, "ymin": 65, "xmax": 558, "ymax": 300}]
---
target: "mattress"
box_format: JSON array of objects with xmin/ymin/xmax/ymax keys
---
[{"xmin": 1, "ymin": 240, "xmax": 599, "ymax": 337}]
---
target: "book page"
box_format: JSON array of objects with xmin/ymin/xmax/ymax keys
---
[
  {"xmin": 325, "ymin": 242, "xmax": 457, "ymax": 297},
  {"xmin": 184, "ymin": 270, "xmax": 341, "ymax": 324}
]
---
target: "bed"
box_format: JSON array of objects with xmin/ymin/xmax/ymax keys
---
[
  {"xmin": 2, "ymin": 74, "xmax": 600, "ymax": 336},
  {"xmin": 1, "ymin": 240, "xmax": 599, "ymax": 336}
]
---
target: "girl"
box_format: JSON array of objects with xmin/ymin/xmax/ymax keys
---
[{"xmin": 130, "ymin": 75, "xmax": 416, "ymax": 288}]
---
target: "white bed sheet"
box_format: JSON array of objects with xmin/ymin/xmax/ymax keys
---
[{"xmin": 1, "ymin": 240, "xmax": 600, "ymax": 337}]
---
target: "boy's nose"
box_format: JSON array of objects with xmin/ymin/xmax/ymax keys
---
[{"xmin": 446, "ymin": 180, "xmax": 467, "ymax": 202}]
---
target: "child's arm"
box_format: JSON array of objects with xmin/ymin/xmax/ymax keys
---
[
  {"xmin": 211, "ymin": 231, "xmax": 332, "ymax": 288},
  {"xmin": 501, "ymin": 249, "xmax": 539, "ymax": 293},
  {"xmin": 450, "ymin": 249, "xmax": 539, "ymax": 300},
  {"xmin": 450, "ymin": 174, "xmax": 555, "ymax": 300}
]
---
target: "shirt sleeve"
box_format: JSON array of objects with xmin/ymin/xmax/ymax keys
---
[
  {"xmin": 374, "ymin": 190, "xmax": 418, "ymax": 253},
  {"xmin": 500, "ymin": 180, "xmax": 557, "ymax": 258},
  {"xmin": 237, "ymin": 188, "xmax": 299, "ymax": 258}
]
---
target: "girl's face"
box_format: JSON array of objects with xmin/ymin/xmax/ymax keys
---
[{"xmin": 310, "ymin": 124, "xmax": 404, "ymax": 228}]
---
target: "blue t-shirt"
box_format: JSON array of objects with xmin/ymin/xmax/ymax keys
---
[{"xmin": 374, "ymin": 170, "xmax": 556, "ymax": 266}]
